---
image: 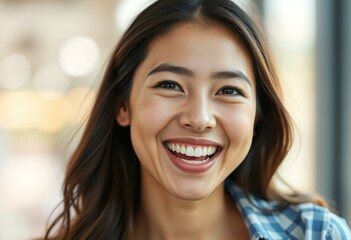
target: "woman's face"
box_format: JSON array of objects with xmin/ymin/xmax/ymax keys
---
[{"xmin": 118, "ymin": 22, "xmax": 256, "ymax": 200}]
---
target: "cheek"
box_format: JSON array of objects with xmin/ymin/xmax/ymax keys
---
[
  {"xmin": 220, "ymin": 106, "xmax": 255, "ymax": 145},
  {"xmin": 129, "ymin": 95, "xmax": 177, "ymax": 164},
  {"xmin": 131, "ymin": 96, "xmax": 175, "ymax": 133}
]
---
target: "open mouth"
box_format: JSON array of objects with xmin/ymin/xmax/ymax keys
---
[
  {"xmin": 166, "ymin": 142, "xmax": 218, "ymax": 164},
  {"xmin": 163, "ymin": 141, "xmax": 221, "ymax": 172}
]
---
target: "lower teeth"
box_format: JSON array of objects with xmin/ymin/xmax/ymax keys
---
[{"xmin": 180, "ymin": 157, "xmax": 210, "ymax": 165}]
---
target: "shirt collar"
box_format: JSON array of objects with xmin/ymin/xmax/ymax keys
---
[{"xmin": 225, "ymin": 179, "xmax": 290, "ymax": 240}]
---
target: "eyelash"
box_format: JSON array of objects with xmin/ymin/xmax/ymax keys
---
[
  {"xmin": 153, "ymin": 80, "xmax": 184, "ymax": 91},
  {"xmin": 153, "ymin": 81, "xmax": 247, "ymax": 97},
  {"xmin": 216, "ymin": 86, "xmax": 247, "ymax": 97}
]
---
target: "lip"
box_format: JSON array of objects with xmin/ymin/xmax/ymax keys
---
[{"xmin": 163, "ymin": 138, "xmax": 222, "ymax": 173}]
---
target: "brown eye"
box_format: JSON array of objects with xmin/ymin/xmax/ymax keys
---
[
  {"xmin": 216, "ymin": 86, "xmax": 243, "ymax": 96},
  {"xmin": 154, "ymin": 80, "xmax": 183, "ymax": 91}
]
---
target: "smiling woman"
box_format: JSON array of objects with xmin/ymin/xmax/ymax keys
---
[
  {"xmin": 117, "ymin": 23, "xmax": 256, "ymax": 204},
  {"xmin": 42, "ymin": 0, "xmax": 351, "ymax": 239}
]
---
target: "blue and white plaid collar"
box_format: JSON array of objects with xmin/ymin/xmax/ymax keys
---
[
  {"xmin": 225, "ymin": 179, "xmax": 290, "ymax": 240},
  {"xmin": 226, "ymin": 179, "xmax": 351, "ymax": 239}
]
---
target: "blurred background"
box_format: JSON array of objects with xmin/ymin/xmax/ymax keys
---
[{"xmin": 0, "ymin": 0, "xmax": 350, "ymax": 239}]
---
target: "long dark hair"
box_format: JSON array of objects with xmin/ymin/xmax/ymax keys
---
[{"xmin": 43, "ymin": 0, "xmax": 321, "ymax": 239}]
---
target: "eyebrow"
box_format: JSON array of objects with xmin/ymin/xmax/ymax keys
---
[{"xmin": 147, "ymin": 63, "xmax": 252, "ymax": 86}]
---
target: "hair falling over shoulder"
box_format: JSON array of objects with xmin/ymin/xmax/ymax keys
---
[{"xmin": 42, "ymin": 0, "xmax": 326, "ymax": 239}]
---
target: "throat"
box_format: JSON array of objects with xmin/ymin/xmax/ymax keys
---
[{"xmin": 135, "ymin": 173, "xmax": 238, "ymax": 240}]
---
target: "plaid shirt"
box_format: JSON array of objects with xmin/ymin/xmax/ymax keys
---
[{"xmin": 226, "ymin": 180, "xmax": 351, "ymax": 239}]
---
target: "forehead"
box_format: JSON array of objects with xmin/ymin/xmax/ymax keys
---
[{"xmin": 143, "ymin": 22, "xmax": 254, "ymax": 81}]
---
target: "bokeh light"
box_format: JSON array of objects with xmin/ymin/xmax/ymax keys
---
[
  {"xmin": 0, "ymin": 91, "xmax": 35, "ymax": 130},
  {"xmin": 115, "ymin": 0, "xmax": 154, "ymax": 31},
  {"xmin": 32, "ymin": 95, "xmax": 68, "ymax": 133},
  {"xmin": 264, "ymin": 0, "xmax": 315, "ymax": 49},
  {"xmin": 33, "ymin": 64, "xmax": 71, "ymax": 99},
  {"xmin": 0, "ymin": 54, "xmax": 31, "ymax": 90},
  {"xmin": 64, "ymin": 86, "xmax": 96, "ymax": 124},
  {"xmin": 59, "ymin": 36, "xmax": 99, "ymax": 77},
  {"xmin": 0, "ymin": 154, "xmax": 55, "ymax": 210}
]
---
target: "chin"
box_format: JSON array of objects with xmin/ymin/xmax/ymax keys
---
[
  {"xmin": 172, "ymin": 192, "xmax": 209, "ymax": 201},
  {"xmin": 167, "ymin": 182, "xmax": 215, "ymax": 201}
]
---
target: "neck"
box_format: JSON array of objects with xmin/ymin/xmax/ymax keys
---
[{"xmin": 130, "ymin": 170, "xmax": 245, "ymax": 240}]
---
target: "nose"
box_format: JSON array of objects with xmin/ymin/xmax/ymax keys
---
[{"xmin": 178, "ymin": 93, "xmax": 216, "ymax": 132}]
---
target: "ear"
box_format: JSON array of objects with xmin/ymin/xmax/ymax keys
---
[{"xmin": 116, "ymin": 104, "xmax": 130, "ymax": 127}]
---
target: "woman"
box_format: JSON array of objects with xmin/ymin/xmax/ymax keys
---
[{"xmin": 43, "ymin": 0, "xmax": 351, "ymax": 239}]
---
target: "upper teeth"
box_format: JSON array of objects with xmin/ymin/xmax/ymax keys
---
[{"xmin": 166, "ymin": 143, "xmax": 217, "ymax": 157}]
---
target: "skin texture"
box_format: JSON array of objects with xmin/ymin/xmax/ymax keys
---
[{"xmin": 118, "ymin": 22, "xmax": 256, "ymax": 239}]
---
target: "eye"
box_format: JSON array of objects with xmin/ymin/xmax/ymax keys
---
[
  {"xmin": 153, "ymin": 80, "xmax": 183, "ymax": 92},
  {"xmin": 216, "ymin": 86, "xmax": 245, "ymax": 96}
]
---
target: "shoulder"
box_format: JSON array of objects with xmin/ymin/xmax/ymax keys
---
[{"xmin": 225, "ymin": 181, "xmax": 351, "ymax": 239}]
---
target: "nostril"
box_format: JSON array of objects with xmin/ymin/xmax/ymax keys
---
[
  {"xmin": 178, "ymin": 108, "xmax": 216, "ymax": 132},
  {"xmin": 181, "ymin": 120, "xmax": 216, "ymax": 132}
]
